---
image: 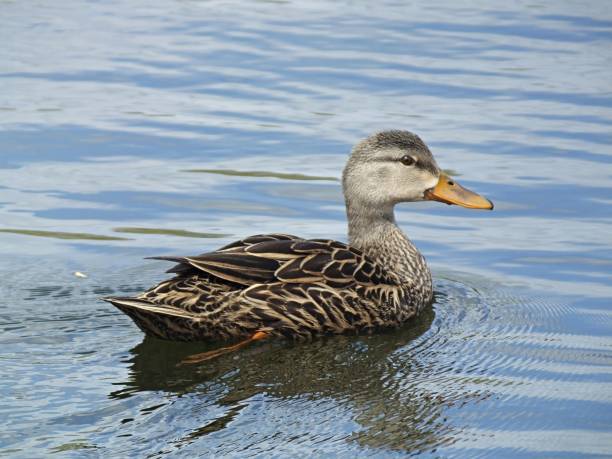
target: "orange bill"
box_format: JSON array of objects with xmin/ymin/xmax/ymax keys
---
[{"xmin": 425, "ymin": 174, "xmax": 493, "ymax": 210}]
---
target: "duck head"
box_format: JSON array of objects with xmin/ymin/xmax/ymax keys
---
[{"xmin": 342, "ymin": 130, "xmax": 493, "ymax": 211}]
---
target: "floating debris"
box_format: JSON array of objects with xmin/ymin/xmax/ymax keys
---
[{"xmin": 74, "ymin": 271, "xmax": 88, "ymax": 278}]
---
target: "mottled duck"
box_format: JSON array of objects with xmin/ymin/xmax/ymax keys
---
[{"xmin": 105, "ymin": 130, "xmax": 493, "ymax": 362}]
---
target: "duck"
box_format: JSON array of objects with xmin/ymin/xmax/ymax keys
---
[{"xmin": 104, "ymin": 130, "xmax": 493, "ymax": 362}]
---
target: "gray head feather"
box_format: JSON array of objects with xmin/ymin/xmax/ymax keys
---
[
  {"xmin": 342, "ymin": 130, "xmax": 441, "ymax": 213},
  {"xmin": 348, "ymin": 130, "xmax": 439, "ymax": 176}
]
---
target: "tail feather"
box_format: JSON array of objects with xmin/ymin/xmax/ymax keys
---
[
  {"xmin": 103, "ymin": 296, "xmax": 202, "ymax": 341},
  {"xmin": 103, "ymin": 297, "xmax": 196, "ymax": 319}
]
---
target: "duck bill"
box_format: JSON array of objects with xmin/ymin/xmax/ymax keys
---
[{"xmin": 425, "ymin": 174, "xmax": 493, "ymax": 210}]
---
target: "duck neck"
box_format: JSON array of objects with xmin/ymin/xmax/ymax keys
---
[
  {"xmin": 346, "ymin": 200, "xmax": 432, "ymax": 294},
  {"xmin": 346, "ymin": 201, "xmax": 397, "ymax": 248}
]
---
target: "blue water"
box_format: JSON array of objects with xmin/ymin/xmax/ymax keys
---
[{"xmin": 1, "ymin": 0, "xmax": 612, "ymax": 457}]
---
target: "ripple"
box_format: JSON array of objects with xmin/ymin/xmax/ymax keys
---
[
  {"xmin": 112, "ymin": 227, "xmax": 230, "ymax": 238},
  {"xmin": 183, "ymin": 168, "xmax": 339, "ymax": 181},
  {"xmin": 2, "ymin": 266, "xmax": 611, "ymax": 456},
  {"xmin": 0, "ymin": 228, "xmax": 128, "ymax": 241},
  {"xmin": 2, "ymin": 0, "xmax": 612, "ymax": 456}
]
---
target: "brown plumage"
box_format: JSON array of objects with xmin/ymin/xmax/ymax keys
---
[{"xmin": 104, "ymin": 130, "xmax": 493, "ymax": 343}]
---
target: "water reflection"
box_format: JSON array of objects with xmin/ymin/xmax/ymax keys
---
[
  {"xmin": 114, "ymin": 306, "xmax": 476, "ymax": 452},
  {"xmin": 110, "ymin": 287, "xmax": 500, "ymax": 454}
]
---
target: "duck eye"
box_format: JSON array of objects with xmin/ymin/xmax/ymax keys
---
[{"xmin": 400, "ymin": 155, "xmax": 415, "ymax": 166}]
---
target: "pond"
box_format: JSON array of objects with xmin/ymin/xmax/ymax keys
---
[{"xmin": 1, "ymin": 0, "xmax": 611, "ymax": 457}]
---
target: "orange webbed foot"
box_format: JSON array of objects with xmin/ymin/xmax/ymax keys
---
[{"xmin": 179, "ymin": 331, "xmax": 269, "ymax": 365}]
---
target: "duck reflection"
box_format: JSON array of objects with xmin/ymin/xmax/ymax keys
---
[{"xmin": 111, "ymin": 305, "xmax": 481, "ymax": 453}]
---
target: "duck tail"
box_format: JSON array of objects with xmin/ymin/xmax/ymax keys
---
[{"xmin": 102, "ymin": 296, "xmax": 202, "ymax": 341}]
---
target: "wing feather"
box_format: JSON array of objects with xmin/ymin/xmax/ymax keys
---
[
  {"xmin": 218, "ymin": 233, "xmax": 301, "ymax": 251},
  {"xmin": 150, "ymin": 234, "xmax": 394, "ymax": 289}
]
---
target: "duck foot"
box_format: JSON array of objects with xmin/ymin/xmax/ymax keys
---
[{"xmin": 179, "ymin": 331, "xmax": 269, "ymax": 365}]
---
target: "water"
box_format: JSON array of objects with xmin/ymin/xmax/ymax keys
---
[{"xmin": 1, "ymin": 0, "xmax": 612, "ymax": 456}]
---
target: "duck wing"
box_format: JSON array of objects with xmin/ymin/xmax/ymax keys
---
[
  {"xmin": 149, "ymin": 233, "xmax": 301, "ymax": 279},
  {"xmin": 150, "ymin": 234, "xmax": 396, "ymax": 289}
]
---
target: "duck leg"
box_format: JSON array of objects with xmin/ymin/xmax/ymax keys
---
[{"xmin": 180, "ymin": 331, "xmax": 269, "ymax": 365}]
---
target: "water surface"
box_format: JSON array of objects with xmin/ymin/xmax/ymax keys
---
[{"xmin": 1, "ymin": 0, "xmax": 612, "ymax": 457}]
